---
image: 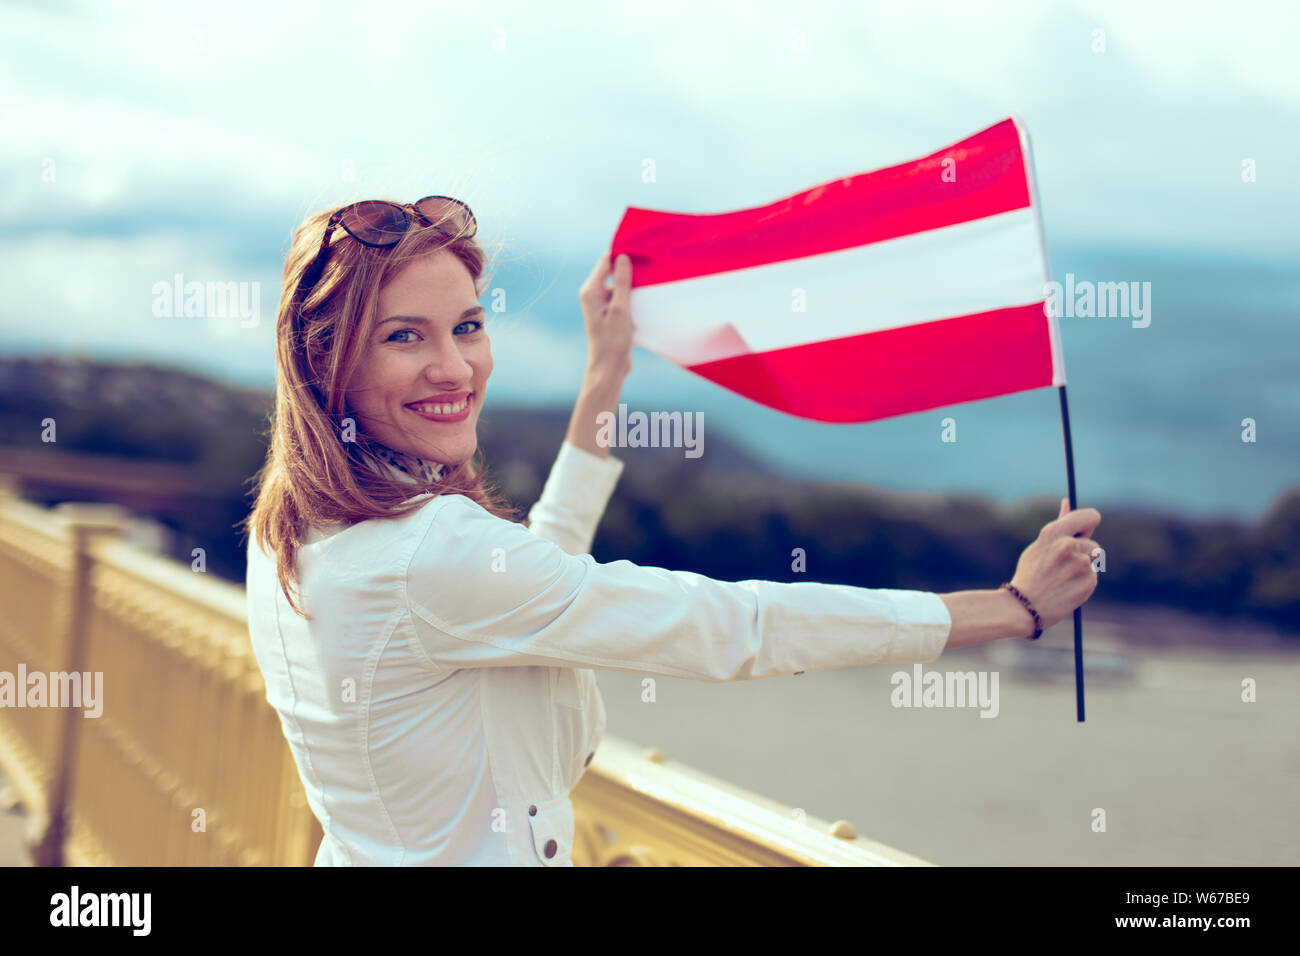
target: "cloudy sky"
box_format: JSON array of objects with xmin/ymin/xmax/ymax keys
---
[{"xmin": 3, "ymin": 0, "xmax": 1296, "ymax": 516}]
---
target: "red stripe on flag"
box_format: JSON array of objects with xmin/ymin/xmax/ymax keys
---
[
  {"xmin": 611, "ymin": 118, "xmax": 1032, "ymax": 288},
  {"xmin": 684, "ymin": 302, "xmax": 1054, "ymax": 423}
]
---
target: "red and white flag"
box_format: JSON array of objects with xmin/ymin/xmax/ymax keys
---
[{"xmin": 609, "ymin": 117, "xmax": 1066, "ymax": 423}]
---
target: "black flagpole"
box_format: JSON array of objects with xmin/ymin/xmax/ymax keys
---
[
  {"xmin": 1018, "ymin": 112, "xmax": 1085, "ymax": 722},
  {"xmin": 1057, "ymin": 384, "xmax": 1085, "ymax": 722}
]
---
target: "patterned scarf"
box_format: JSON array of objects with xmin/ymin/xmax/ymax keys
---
[{"xmin": 355, "ymin": 438, "xmax": 447, "ymax": 489}]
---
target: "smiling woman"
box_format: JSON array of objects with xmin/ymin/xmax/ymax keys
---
[
  {"xmin": 348, "ymin": 255, "xmax": 492, "ymax": 467},
  {"xmin": 239, "ymin": 196, "xmax": 521, "ymax": 619},
  {"xmin": 237, "ymin": 193, "xmax": 1100, "ymax": 868}
]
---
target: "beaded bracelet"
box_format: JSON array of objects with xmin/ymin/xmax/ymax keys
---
[{"xmin": 1000, "ymin": 582, "xmax": 1043, "ymax": 640}]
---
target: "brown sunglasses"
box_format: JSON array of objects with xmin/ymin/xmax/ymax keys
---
[{"xmin": 293, "ymin": 195, "xmax": 476, "ymax": 312}]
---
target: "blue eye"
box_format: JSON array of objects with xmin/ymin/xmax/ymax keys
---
[{"xmin": 385, "ymin": 320, "xmax": 481, "ymax": 343}]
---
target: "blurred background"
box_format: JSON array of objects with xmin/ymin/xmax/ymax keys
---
[{"xmin": 1, "ymin": 0, "xmax": 1297, "ymax": 865}]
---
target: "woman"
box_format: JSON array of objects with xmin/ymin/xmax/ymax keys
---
[{"xmin": 241, "ymin": 194, "xmax": 1102, "ymax": 867}]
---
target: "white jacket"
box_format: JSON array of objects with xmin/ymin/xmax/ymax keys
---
[{"xmin": 245, "ymin": 440, "xmax": 953, "ymax": 866}]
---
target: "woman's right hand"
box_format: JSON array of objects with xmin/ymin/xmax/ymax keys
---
[
  {"xmin": 1008, "ymin": 499, "xmax": 1103, "ymax": 630},
  {"xmin": 578, "ymin": 252, "xmax": 634, "ymax": 380}
]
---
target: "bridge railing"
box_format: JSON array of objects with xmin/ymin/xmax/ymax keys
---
[{"xmin": 0, "ymin": 481, "xmax": 931, "ymax": 867}]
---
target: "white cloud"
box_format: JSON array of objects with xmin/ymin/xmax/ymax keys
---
[
  {"xmin": 2, "ymin": 0, "xmax": 1296, "ymax": 388},
  {"xmin": 0, "ymin": 234, "xmax": 278, "ymax": 385}
]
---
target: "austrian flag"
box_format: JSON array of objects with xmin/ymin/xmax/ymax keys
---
[{"xmin": 609, "ymin": 117, "xmax": 1066, "ymax": 423}]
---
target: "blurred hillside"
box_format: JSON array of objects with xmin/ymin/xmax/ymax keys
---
[{"xmin": 1, "ymin": 355, "xmax": 1297, "ymax": 634}]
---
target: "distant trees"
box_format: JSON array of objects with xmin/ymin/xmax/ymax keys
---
[{"xmin": 2, "ymin": 356, "xmax": 1297, "ymax": 634}]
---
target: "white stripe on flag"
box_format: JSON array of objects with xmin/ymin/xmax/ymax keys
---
[{"xmin": 629, "ymin": 207, "xmax": 1048, "ymax": 367}]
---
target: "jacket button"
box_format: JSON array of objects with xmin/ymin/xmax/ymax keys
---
[
  {"xmin": 584, "ymin": 751, "xmax": 594, "ymax": 767},
  {"xmin": 544, "ymin": 839, "xmax": 557, "ymax": 858},
  {"xmin": 528, "ymin": 804, "xmax": 537, "ymax": 816}
]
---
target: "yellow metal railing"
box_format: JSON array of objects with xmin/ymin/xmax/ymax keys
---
[
  {"xmin": 0, "ymin": 481, "xmax": 931, "ymax": 867},
  {"xmin": 0, "ymin": 483, "xmax": 318, "ymax": 866},
  {"xmin": 0, "ymin": 477, "xmax": 73, "ymax": 856},
  {"xmin": 570, "ymin": 738, "xmax": 933, "ymax": 866}
]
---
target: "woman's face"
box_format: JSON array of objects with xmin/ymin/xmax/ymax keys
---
[{"xmin": 345, "ymin": 250, "xmax": 491, "ymax": 467}]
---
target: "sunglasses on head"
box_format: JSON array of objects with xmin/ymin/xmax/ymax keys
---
[{"xmin": 293, "ymin": 194, "xmax": 477, "ymax": 311}]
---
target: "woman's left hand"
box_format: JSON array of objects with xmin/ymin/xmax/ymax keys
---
[{"xmin": 578, "ymin": 252, "xmax": 634, "ymax": 380}]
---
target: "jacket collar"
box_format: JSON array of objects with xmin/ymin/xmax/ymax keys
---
[{"xmin": 303, "ymin": 440, "xmax": 449, "ymax": 547}]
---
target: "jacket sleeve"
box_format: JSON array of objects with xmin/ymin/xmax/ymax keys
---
[
  {"xmin": 523, "ymin": 440, "xmax": 625, "ymax": 555},
  {"xmin": 404, "ymin": 494, "xmax": 953, "ymax": 681}
]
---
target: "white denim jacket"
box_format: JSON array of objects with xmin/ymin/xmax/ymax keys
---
[{"xmin": 245, "ymin": 440, "xmax": 953, "ymax": 866}]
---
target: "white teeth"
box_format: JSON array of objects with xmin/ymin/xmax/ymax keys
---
[{"xmin": 409, "ymin": 397, "xmax": 469, "ymax": 415}]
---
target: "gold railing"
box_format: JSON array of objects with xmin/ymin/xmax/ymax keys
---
[
  {"xmin": 0, "ymin": 483, "xmax": 319, "ymax": 865},
  {"xmin": 0, "ymin": 482, "xmax": 931, "ymax": 867},
  {"xmin": 569, "ymin": 737, "xmax": 932, "ymax": 866}
]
